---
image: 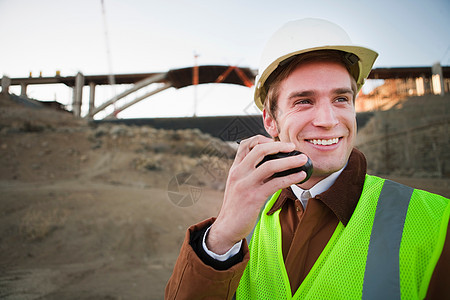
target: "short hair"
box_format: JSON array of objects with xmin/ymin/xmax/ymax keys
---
[{"xmin": 263, "ymin": 50, "xmax": 358, "ymax": 118}]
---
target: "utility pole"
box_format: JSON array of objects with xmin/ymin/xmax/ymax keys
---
[
  {"xmin": 193, "ymin": 52, "xmax": 199, "ymax": 117},
  {"xmin": 101, "ymin": 0, "xmax": 117, "ymax": 116}
]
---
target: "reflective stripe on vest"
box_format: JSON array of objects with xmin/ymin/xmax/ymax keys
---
[{"xmin": 362, "ymin": 180, "xmax": 413, "ymax": 299}]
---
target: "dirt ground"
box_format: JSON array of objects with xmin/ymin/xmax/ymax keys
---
[
  {"xmin": 0, "ymin": 94, "xmax": 448, "ymax": 299},
  {"xmin": 0, "ymin": 94, "xmax": 233, "ymax": 299}
]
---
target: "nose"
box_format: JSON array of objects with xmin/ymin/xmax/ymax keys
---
[{"xmin": 312, "ymin": 102, "xmax": 339, "ymax": 128}]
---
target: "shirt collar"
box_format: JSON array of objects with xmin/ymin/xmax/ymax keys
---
[
  {"xmin": 290, "ymin": 166, "xmax": 345, "ymax": 208},
  {"xmin": 267, "ymin": 148, "xmax": 367, "ymax": 226}
]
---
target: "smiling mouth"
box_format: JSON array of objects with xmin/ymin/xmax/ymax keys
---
[{"xmin": 307, "ymin": 138, "xmax": 340, "ymax": 146}]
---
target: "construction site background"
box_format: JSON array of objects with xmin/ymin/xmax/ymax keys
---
[{"xmin": 0, "ymin": 82, "xmax": 449, "ymax": 298}]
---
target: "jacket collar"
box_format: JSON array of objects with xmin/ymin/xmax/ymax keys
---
[{"xmin": 267, "ymin": 148, "xmax": 367, "ymax": 226}]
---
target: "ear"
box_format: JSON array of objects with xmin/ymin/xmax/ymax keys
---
[{"xmin": 263, "ymin": 108, "xmax": 279, "ymax": 138}]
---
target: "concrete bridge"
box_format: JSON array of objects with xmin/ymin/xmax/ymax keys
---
[
  {"xmin": 1, "ymin": 65, "xmax": 256, "ymax": 119},
  {"xmin": 1, "ymin": 64, "xmax": 449, "ymax": 119}
]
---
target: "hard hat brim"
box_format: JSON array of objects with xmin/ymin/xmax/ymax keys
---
[{"xmin": 254, "ymin": 45, "xmax": 379, "ymax": 110}]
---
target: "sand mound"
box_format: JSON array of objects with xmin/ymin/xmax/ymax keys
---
[{"xmin": 0, "ymin": 94, "xmax": 233, "ymax": 299}]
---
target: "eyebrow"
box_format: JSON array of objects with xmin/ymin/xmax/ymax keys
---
[
  {"xmin": 287, "ymin": 90, "xmax": 315, "ymax": 100},
  {"xmin": 288, "ymin": 88, "xmax": 354, "ymax": 100},
  {"xmin": 333, "ymin": 88, "xmax": 354, "ymax": 96}
]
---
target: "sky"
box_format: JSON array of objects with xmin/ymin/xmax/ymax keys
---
[{"xmin": 0, "ymin": 0, "xmax": 449, "ymax": 118}]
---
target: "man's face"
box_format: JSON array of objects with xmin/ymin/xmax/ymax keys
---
[{"xmin": 263, "ymin": 60, "xmax": 357, "ymax": 186}]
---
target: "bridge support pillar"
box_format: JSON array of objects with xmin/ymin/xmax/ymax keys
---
[
  {"xmin": 20, "ymin": 83, "xmax": 28, "ymax": 97},
  {"xmin": 1, "ymin": 76, "xmax": 11, "ymax": 94},
  {"xmin": 432, "ymin": 63, "xmax": 445, "ymax": 96},
  {"xmin": 415, "ymin": 77, "xmax": 425, "ymax": 96},
  {"xmin": 87, "ymin": 82, "xmax": 96, "ymax": 119},
  {"xmin": 72, "ymin": 72, "xmax": 84, "ymax": 117}
]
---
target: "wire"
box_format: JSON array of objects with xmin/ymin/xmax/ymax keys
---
[
  {"xmin": 441, "ymin": 44, "xmax": 450, "ymax": 65},
  {"xmin": 101, "ymin": 0, "xmax": 117, "ymax": 113}
]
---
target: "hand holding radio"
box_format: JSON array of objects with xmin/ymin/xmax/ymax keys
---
[{"xmin": 256, "ymin": 150, "xmax": 313, "ymax": 184}]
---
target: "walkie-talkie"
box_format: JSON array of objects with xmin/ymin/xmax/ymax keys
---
[{"xmin": 256, "ymin": 150, "xmax": 313, "ymax": 184}]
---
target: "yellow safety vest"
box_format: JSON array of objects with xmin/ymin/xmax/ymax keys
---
[{"xmin": 236, "ymin": 175, "xmax": 450, "ymax": 299}]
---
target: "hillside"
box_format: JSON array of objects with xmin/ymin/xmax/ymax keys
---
[
  {"xmin": 356, "ymin": 94, "xmax": 450, "ymax": 193},
  {"xmin": 0, "ymin": 93, "xmax": 234, "ymax": 299}
]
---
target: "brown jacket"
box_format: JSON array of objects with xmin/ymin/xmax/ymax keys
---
[{"xmin": 166, "ymin": 149, "xmax": 450, "ymax": 299}]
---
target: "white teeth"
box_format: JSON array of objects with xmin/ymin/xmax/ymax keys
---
[{"xmin": 309, "ymin": 138, "xmax": 339, "ymax": 145}]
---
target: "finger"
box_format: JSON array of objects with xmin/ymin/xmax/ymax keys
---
[
  {"xmin": 260, "ymin": 170, "xmax": 307, "ymax": 196},
  {"xmin": 253, "ymin": 153, "xmax": 308, "ymax": 184},
  {"xmin": 234, "ymin": 135, "xmax": 273, "ymax": 164},
  {"xmin": 239, "ymin": 140, "xmax": 296, "ymax": 170}
]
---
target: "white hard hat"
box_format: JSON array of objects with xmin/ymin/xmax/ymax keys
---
[{"xmin": 254, "ymin": 18, "xmax": 378, "ymax": 110}]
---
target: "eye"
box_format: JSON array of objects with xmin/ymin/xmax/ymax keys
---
[
  {"xmin": 335, "ymin": 96, "xmax": 350, "ymax": 103},
  {"xmin": 294, "ymin": 99, "xmax": 312, "ymax": 105}
]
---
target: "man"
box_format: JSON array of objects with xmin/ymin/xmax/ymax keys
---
[{"xmin": 166, "ymin": 18, "xmax": 449, "ymax": 299}]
